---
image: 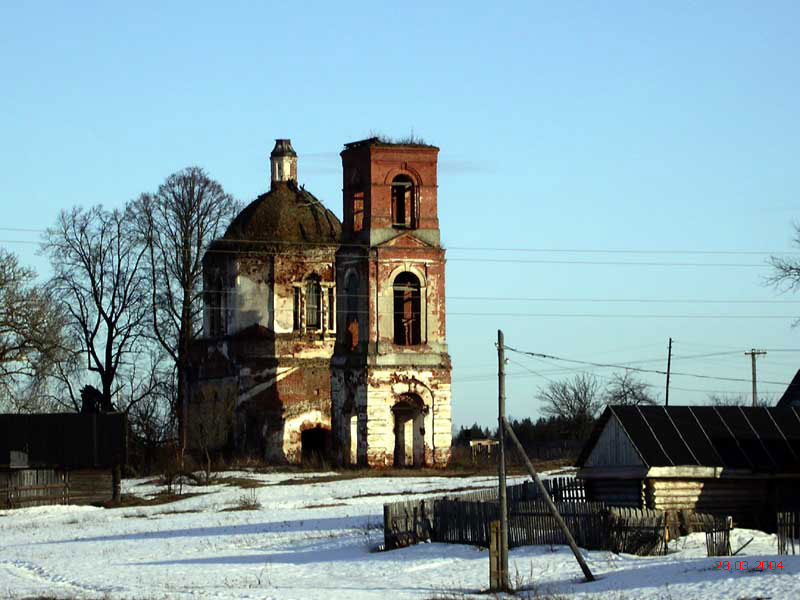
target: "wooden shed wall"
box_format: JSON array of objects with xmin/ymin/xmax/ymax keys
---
[
  {"xmin": 585, "ymin": 478, "xmax": 644, "ymax": 508},
  {"xmin": 584, "ymin": 415, "xmax": 643, "ymax": 467},
  {"xmin": 67, "ymin": 469, "xmax": 114, "ymax": 505},
  {"xmin": 0, "ymin": 468, "xmax": 113, "ymax": 509}
]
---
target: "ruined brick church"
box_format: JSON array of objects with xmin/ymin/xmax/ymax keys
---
[{"xmin": 189, "ymin": 138, "xmax": 452, "ymax": 467}]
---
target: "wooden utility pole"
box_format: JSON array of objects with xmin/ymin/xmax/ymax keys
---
[
  {"xmin": 502, "ymin": 419, "xmax": 595, "ymax": 582},
  {"xmin": 744, "ymin": 349, "xmax": 767, "ymax": 406},
  {"xmin": 665, "ymin": 337, "xmax": 672, "ymax": 406},
  {"xmin": 495, "ymin": 330, "xmax": 510, "ymax": 591}
]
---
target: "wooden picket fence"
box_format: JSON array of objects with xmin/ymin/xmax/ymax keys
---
[
  {"xmin": 438, "ymin": 477, "xmax": 585, "ymax": 504},
  {"xmin": 777, "ymin": 511, "xmax": 800, "ymax": 555},
  {"xmin": 384, "ymin": 478, "xmax": 665, "ymax": 555},
  {"xmin": 509, "ymin": 500, "xmax": 609, "ymax": 550},
  {"xmin": 607, "ymin": 507, "xmax": 667, "ymax": 556},
  {"xmin": 0, "ymin": 468, "xmax": 115, "ymax": 508}
]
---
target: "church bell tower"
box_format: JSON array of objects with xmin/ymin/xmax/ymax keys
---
[{"xmin": 332, "ymin": 137, "xmax": 452, "ymax": 468}]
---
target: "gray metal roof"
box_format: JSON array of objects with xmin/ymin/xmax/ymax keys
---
[{"xmin": 577, "ymin": 405, "xmax": 800, "ymax": 473}]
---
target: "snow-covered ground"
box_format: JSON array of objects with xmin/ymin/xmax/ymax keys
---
[{"xmin": 0, "ymin": 469, "xmax": 797, "ymax": 599}]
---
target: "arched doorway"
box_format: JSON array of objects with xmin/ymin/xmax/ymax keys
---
[
  {"xmin": 301, "ymin": 426, "xmax": 331, "ymax": 465},
  {"xmin": 392, "ymin": 394, "xmax": 425, "ymax": 467}
]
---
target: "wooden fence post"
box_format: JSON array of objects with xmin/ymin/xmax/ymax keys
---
[
  {"xmin": 489, "ymin": 520, "xmax": 501, "ymax": 591},
  {"xmin": 112, "ymin": 465, "xmax": 121, "ymax": 502}
]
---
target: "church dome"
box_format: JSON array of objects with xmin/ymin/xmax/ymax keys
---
[{"xmin": 222, "ymin": 180, "xmax": 341, "ymax": 245}]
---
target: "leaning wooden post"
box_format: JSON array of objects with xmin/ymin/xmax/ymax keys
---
[{"xmin": 502, "ymin": 418, "xmax": 595, "ymax": 582}]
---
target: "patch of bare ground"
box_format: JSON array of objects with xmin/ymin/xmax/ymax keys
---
[
  {"xmin": 268, "ymin": 458, "xmax": 573, "ymax": 486},
  {"xmin": 155, "ymin": 508, "xmax": 202, "ymax": 515},
  {"xmin": 220, "ymin": 490, "xmax": 262, "ymax": 512},
  {"xmin": 219, "ymin": 505, "xmax": 259, "ymax": 512},
  {"xmin": 215, "ymin": 475, "xmax": 268, "ymax": 489},
  {"xmin": 100, "ymin": 492, "xmax": 207, "ymax": 509},
  {"xmin": 304, "ymin": 502, "xmax": 348, "ymax": 509},
  {"xmin": 338, "ymin": 484, "xmax": 496, "ymax": 500}
]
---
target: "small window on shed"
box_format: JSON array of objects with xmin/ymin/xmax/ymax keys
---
[{"xmin": 391, "ymin": 175, "xmax": 415, "ymax": 228}]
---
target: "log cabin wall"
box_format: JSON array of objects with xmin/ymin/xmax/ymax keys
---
[{"xmin": 645, "ymin": 478, "xmax": 768, "ymax": 528}]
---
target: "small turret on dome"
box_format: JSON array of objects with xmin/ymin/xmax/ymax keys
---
[{"xmin": 270, "ymin": 139, "xmax": 298, "ymax": 188}]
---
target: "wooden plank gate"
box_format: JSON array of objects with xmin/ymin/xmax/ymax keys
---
[
  {"xmin": 704, "ymin": 516, "xmax": 733, "ymax": 556},
  {"xmin": 607, "ymin": 507, "xmax": 667, "ymax": 556},
  {"xmin": 777, "ymin": 512, "xmax": 800, "ymax": 555}
]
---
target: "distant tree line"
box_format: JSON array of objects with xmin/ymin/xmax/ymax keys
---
[{"xmin": 454, "ymin": 366, "xmax": 782, "ymax": 459}]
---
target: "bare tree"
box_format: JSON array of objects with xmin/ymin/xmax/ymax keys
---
[
  {"xmin": 126, "ymin": 351, "xmax": 177, "ymax": 473},
  {"xmin": 604, "ymin": 371, "xmax": 659, "ymax": 406},
  {"xmin": 44, "ymin": 205, "xmax": 150, "ymax": 410},
  {"xmin": 132, "ymin": 167, "xmax": 238, "ymax": 442},
  {"xmin": 187, "ymin": 385, "xmax": 236, "ymax": 484},
  {"xmin": 769, "ymin": 225, "xmax": 800, "ymax": 311},
  {"xmin": 538, "ymin": 373, "xmax": 604, "ymax": 438},
  {"xmin": 0, "ymin": 249, "xmax": 69, "ymax": 411}
]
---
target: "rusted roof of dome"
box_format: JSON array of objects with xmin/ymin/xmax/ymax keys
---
[{"xmin": 222, "ymin": 180, "xmax": 341, "ymax": 245}]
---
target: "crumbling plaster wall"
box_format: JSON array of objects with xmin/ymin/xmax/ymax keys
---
[
  {"xmin": 362, "ymin": 367, "xmax": 452, "ymax": 467},
  {"xmin": 236, "ymin": 361, "xmax": 334, "ymax": 463},
  {"xmin": 331, "ymin": 367, "xmax": 368, "ymax": 465},
  {"xmin": 340, "ymin": 144, "xmax": 441, "ymax": 247},
  {"xmin": 370, "ymin": 252, "xmax": 447, "ymax": 352},
  {"xmin": 195, "ymin": 244, "xmax": 339, "ymax": 465},
  {"xmin": 233, "ymin": 256, "xmax": 274, "ymax": 332}
]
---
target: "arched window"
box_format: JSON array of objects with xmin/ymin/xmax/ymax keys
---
[
  {"xmin": 393, "ymin": 272, "xmax": 421, "ymax": 346},
  {"xmin": 306, "ymin": 275, "xmax": 322, "ymax": 330},
  {"xmin": 347, "ymin": 168, "xmax": 365, "ymax": 233},
  {"xmin": 391, "ymin": 175, "xmax": 415, "ymax": 228}
]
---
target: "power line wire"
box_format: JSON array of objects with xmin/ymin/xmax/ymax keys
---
[
  {"xmin": 503, "ymin": 344, "xmax": 793, "ymax": 385},
  {"xmin": 199, "ymin": 289, "xmax": 800, "ymax": 304},
  {"xmin": 3, "ymin": 227, "xmax": 799, "ymax": 256}
]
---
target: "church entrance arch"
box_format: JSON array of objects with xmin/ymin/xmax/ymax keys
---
[
  {"xmin": 301, "ymin": 425, "xmax": 331, "ymax": 466},
  {"xmin": 392, "ymin": 393, "xmax": 425, "ymax": 467}
]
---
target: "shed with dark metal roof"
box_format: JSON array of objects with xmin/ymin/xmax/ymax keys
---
[
  {"xmin": 576, "ymin": 405, "xmax": 800, "ymax": 529},
  {"xmin": 777, "ymin": 369, "xmax": 800, "ymax": 408}
]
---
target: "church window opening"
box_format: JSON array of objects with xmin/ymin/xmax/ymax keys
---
[
  {"xmin": 353, "ymin": 191, "xmax": 365, "ymax": 232},
  {"xmin": 391, "ymin": 175, "xmax": 415, "ymax": 228},
  {"xmin": 345, "ymin": 273, "xmax": 359, "ymax": 350},
  {"xmin": 327, "ymin": 287, "xmax": 335, "ymax": 330},
  {"xmin": 306, "ymin": 275, "xmax": 322, "ymax": 330},
  {"xmin": 293, "ymin": 287, "xmax": 301, "ymax": 331},
  {"xmin": 393, "ymin": 272, "xmax": 421, "ymax": 346},
  {"xmin": 209, "ymin": 275, "xmax": 225, "ymax": 337}
]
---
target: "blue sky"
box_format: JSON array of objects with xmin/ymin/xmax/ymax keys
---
[{"xmin": 2, "ymin": 1, "xmax": 800, "ymax": 427}]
